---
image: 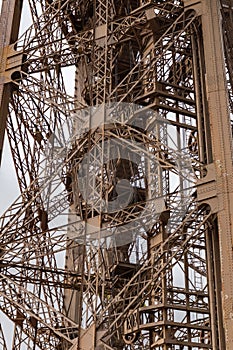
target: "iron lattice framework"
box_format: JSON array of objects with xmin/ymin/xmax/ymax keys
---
[{"xmin": 0, "ymin": 0, "xmax": 232, "ymax": 349}]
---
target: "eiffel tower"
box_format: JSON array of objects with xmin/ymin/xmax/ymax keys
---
[{"xmin": 0, "ymin": 0, "xmax": 233, "ymax": 349}]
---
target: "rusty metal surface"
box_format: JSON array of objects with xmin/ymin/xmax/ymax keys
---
[
  {"xmin": 0, "ymin": 0, "xmax": 232, "ymax": 349},
  {"xmin": 0, "ymin": 0, "xmax": 22, "ymax": 162}
]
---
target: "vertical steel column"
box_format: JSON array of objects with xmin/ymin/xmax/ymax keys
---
[
  {"xmin": 186, "ymin": 0, "xmax": 233, "ymax": 348},
  {"xmin": 202, "ymin": 1, "xmax": 233, "ymax": 347},
  {"xmin": 0, "ymin": 0, "xmax": 22, "ymax": 162}
]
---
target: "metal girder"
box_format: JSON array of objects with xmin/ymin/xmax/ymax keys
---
[
  {"xmin": 0, "ymin": 0, "xmax": 23, "ymax": 162},
  {"xmin": 184, "ymin": 0, "xmax": 233, "ymax": 348},
  {"xmin": 0, "ymin": 1, "xmax": 232, "ymax": 349}
]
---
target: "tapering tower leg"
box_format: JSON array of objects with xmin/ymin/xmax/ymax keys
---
[
  {"xmin": 185, "ymin": 0, "xmax": 233, "ymax": 348},
  {"xmin": 0, "ymin": 0, "xmax": 23, "ymax": 162}
]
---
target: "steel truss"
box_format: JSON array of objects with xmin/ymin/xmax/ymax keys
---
[{"xmin": 0, "ymin": 0, "xmax": 233, "ymax": 349}]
